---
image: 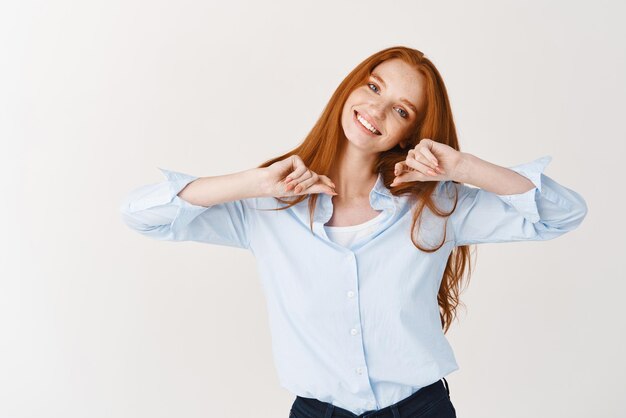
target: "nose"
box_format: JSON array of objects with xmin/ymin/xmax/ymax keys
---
[{"xmin": 369, "ymin": 104, "xmax": 385, "ymax": 121}]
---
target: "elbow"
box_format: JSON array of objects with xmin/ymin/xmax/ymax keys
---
[
  {"xmin": 119, "ymin": 199, "xmax": 141, "ymax": 231},
  {"xmin": 119, "ymin": 200, "xmax": 135, "ymax": 229},
  {"xmin": 554, "ymin": 192, "xmax": 589, "ymax": 234},
  {"xmin": 119, "ymin": 212, "xmax": 174, "ymax": 239},
  {"xmin": 118, "ymin": 201, "xmax": 176, "ymax": 240},
  {"xmin": 567, "ymin": 187, "xmax": 588, "ymax": 228},
  {"xmin": 119, "ymin": 199, "xmax": 155, "ymax": 234},
  {"xmin": 119, "ymin": 207, "xmax": 150, "ymax": 233},
  {"xmin": 572, "ymin": 193, "xmax": 588, "ymax": 228},
  {"xmin": 120, "ymin": 214, "xmax": 146, "ymax": 233},
  {"xmin": 535, "ymin": 192, "xmax": 588, "ymax": 240}
]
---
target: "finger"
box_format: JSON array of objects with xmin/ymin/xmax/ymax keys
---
[
  {"xmin": 287, "ymin": 165, "xmax": 312, "ymax": 190},
  {"xmin": 390, "ymin": 173, "xmax": 407, "ymax": 186},
  {"xmin": 405, "ymin": 155, "xmax": 439, "ymax": 177},
  {"xmin": 284, "ymin": 156, "xmax": 307, "ymax": 183},
  {"xmin": 287, "ymin": 168, "xmax": 313, "ymax": 193},
  {"xmin": 390, "ymin": 174, "xmax": 407, "ymax": 186},
  {"xmin": 394, "ymin": 161, "xmax": 405, "ymax": 176},
  {"xmin": 419, "ymin": 148, "xmax": 445, "ymax": 174},
  {"xmin": 308, "ymin": 183, "xmax": 338, "ymax": 195},
  {"xmin": 409, "ymin": 148, "xmax": 437, "ymax": 172},
  {"xmin": 318, "ymin": 175, "xmax": 336, "ymax": 190},
  {"xmin": 406, "ymin": 150, "xmax": 431, "ymax": 173},
  {"xmin": 295, "ymin": 172, "xmax": 336, "ymax": 195},
  {"xmin": 391, "ymin": 171, "xmax": 426, "ymax": 186},
  {"xmin": 391, "ymin": 163, "xmax": 418, "ymax": 185},
  {"xmin": 420, "ymin": 138, "xmax": 434, "ymax": 147},
  {"xmin": 293, "ymin": 172, "xmax": 319, "ymax": 194},
  {"xmin": 418, "ymin": 146, "xmax": 440, "ymax": 169},
  {"xmin": 395, "ymin": 161, "xmax": 415, "ymax": 176},
  {"xmin": 408, "ymin": 148, "xmax": 427, "ymax": 167}
]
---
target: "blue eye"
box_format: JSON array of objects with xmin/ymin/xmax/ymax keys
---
[
  {"xmin": 367, "ymin": 82, "xmax": 409, "ymax": 119},
  {"xmin": 367, "ymin": 83, "xmax": 379, "ymax": 93}
]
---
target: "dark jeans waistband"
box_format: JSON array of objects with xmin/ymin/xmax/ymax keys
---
[{"xmin": 292, "ymin": 378, "xmax": 451, "ymax": 418}]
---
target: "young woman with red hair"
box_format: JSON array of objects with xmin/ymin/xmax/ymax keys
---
[{"xmin": 121, "ymin": 46, "xmax": 587, "ymax": 418}]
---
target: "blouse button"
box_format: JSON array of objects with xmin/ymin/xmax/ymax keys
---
[
  {"xmin": 347, "ymin": 291, "xmax": 355, "ymax": 298},
  {"xmin": 350, "ymin": 328, "xmax": 358, "ymax": 335}
]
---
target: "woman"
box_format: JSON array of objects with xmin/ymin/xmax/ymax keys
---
[{"xmin": 120, "ymin": 46, "xmax": 588, "ymax": 418}]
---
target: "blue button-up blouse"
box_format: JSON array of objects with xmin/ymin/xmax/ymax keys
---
[{"xmin": 119, "ymin": 155, "xmax": 587, "ymax": 415}]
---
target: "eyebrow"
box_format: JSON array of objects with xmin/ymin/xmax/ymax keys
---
[{"xmin": 370, "ymin": 72, "xmax": 419, "ymax": 114}]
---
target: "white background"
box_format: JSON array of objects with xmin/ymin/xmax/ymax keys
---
[{"xmin": 2, "ymin": 0, "xmax": 624, "ymax": 417}]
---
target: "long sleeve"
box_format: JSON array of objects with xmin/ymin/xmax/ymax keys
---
[
  {"xmin": 444, "ymin": 155, "xmax": 588, "ymax": 246},
  {"xmin": 119, "ymin": 167, "xmax": 253, "ymax": 250}
]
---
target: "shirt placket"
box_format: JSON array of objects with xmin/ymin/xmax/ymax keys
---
[{"xmin": 311, "ymin": 181, "xmax": 397, "ymax": 413}]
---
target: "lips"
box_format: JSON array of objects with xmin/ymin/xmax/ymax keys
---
[{"xmin": 354, "ymin": 110, "xmax": 382, "ymax": 135}]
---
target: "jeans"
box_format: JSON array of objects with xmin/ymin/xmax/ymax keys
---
[{"xmin": 289, "ymin": 378, "xmax": 456, "ymax": 418}]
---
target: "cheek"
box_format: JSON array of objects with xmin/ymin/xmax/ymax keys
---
[
  {"xmin": 384, "ymin": 119, "xmax": 414, "ymax": 144},
  {"xmin": 386, "ymin": 118, "xmax": 406, "ymax": 136},
  {"xmin": 347, "ymin": 89, "xmax": 369, "ymax": 105},
  {"xmin": 342, "ymin": 94, "xmax": 358, "ymax": 115}
]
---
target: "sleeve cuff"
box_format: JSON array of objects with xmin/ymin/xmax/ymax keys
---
[
  {"xmin": 157, "ymin": 166, "xmax": 215, "ymax": 211},
  {"xmin": 157, "ymin": 166, "xmax": 201, "ymax": 196},
  {"xmin": 126, "ymin": 167, "xmax": 201, "ymax": 213},
  {"xmin": 494, "ymin": 155, "xmax": 553, "ymax": 223}
]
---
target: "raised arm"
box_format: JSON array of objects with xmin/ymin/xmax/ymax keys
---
[
  {"xmin": 391, "ymin": 139, "xmax": 588, "ymax": 246},
  {"xmin": 119, "ymin": 155, "xmax": 338, "ymax": 249},
  {"xmin": 119, "ymin": 167, "xmax": 267, "ymax": 249},
  {"xmin": 444, "ymin": 154, "xmax": 588, "ymax": 246}
]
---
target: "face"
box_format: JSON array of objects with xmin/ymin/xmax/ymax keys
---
[{"xmin": 341, "ymin": 58, "xmax": 425, "ymax": 153}]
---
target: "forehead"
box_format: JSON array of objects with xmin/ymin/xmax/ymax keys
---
[{"xmin": 370, "ymin": 59, "xmax": 424, "ymax": 105}]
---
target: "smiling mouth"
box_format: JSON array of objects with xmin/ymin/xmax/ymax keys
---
[{"xmin": 354, "ymin": 110, "xmax": 381, "ymax": 135}]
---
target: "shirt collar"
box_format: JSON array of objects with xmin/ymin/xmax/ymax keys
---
[{"xmin": 314, "ymin": 172, "xmax": 396, "ymax": 224}]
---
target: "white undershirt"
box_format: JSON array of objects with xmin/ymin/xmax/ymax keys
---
[{"xmin": 324, "ymin": 211, "xmax": 386, "ymax": 249}]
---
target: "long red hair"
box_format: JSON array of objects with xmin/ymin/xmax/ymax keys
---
[{"xmin": 256, "ymin": 46, "xmax": 474, "ymax": 334}]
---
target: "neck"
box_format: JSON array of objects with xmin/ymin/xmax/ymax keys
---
[{"xmin": 328, "ymin": 144, "xmax": 379, "ymax": 200}]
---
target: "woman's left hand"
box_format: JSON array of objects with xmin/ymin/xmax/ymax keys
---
[{"xmin": 390, "ymin": 138, "xmax": 462, "ymax": 186}]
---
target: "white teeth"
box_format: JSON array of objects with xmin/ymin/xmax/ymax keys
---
[{"xmin": 356, "ymin": 112, "xmax": 379, "ymax": 134}]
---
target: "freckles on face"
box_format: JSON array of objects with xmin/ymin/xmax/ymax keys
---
[
  {"xmin": 341, "ymin": 92, "xmax": 403, "ymax": 149},
  {"xmin": 340, "ymin": 59, "xmax": 424, "ymax": 150}
]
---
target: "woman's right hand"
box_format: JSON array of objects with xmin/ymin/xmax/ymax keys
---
[{"xmin": 261, "ymin": 155, "xmax": 337, "ymax": 198}]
